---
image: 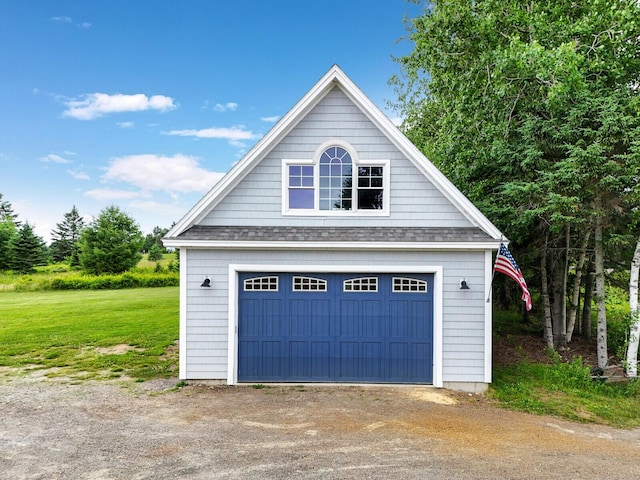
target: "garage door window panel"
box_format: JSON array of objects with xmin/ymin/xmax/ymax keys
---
[
  {"xmin": 393, "ymin": 277, "xmax": 428, "ymax": 293},
  {"xmin": 244, "ymin": 276, "xmax": 279, "ymax": 291},
  {"xmin": 292, "ymin": 276, "xmax": 327, "ymax": 292},
  {"xmin": 343, "ymin": 277, "xmax": 378, "ymax": 292}
]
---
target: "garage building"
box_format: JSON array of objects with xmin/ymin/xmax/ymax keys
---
[{"xmin": 163, "ymin": 65, "xmax": 503, "ymax": 393}]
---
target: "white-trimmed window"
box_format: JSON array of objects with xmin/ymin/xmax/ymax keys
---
[
  {"xmin": 343, "ymin": 277, "xmax": 378, "ymax": 292},
  {"xmin": 244, "ymin": 276, "xmax": 279, "ymax": 291},
  {"xmin": 283, "ymin": 141, "xmax": 389, "ymax": 215},
  {"xmin": 393, "ymin": 277, "xmax": 428, "ymax": 293},
  {"xmin": 292, "ymin": 276, "xmax": 327, "ymax": 292}
]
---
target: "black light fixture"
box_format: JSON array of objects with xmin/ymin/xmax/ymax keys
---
[
  {"xmin": 460, "ymin": 279, "xmax": 470, "ymax": 290},
  {"xmin": 201, "ymin": 277, "xmax": 211, "ymax": 288}
]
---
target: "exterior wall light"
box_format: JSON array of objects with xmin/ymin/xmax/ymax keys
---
[
  {"xmin": 201, "ymin": 277, "xmax": 211, "ymax": 287},
  {"xmin": 460, "ymin": 279, "xmax": 470, "ymax": 290}
]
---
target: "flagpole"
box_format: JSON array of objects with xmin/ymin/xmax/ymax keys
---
[{"xmin": 486, "ymin": 237, "xmax": 504, "ymax": 303}]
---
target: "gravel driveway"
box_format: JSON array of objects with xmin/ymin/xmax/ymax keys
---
[{"xmin": 2, "ymin": 373, "xmax": 640, "ymax": 479}]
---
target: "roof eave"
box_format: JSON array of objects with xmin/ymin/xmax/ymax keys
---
[{"xmin": 161, "ymin": 239, "xmax": 502, "ymax": 250}]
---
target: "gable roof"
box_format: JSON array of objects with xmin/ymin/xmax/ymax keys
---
[{"xmin": 165, "ymin": 65, "xmax": 503, "ymax": 241}]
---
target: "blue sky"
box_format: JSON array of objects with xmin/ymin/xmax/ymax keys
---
[{"xmin": 0, "ymin": 1, "xmax": 422, "ymax": 242}]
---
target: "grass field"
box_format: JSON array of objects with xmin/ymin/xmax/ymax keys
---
[
  {"xmin": 1, "ymin": 271, "xmax": 639, "ymax": 427},
  {"xmin": 0, "ymin": 287, "xmax": 179, "ymax": 381}
]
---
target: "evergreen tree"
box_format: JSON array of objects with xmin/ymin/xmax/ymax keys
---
[
  {"xmin": 142, "ymin": 226, "xmax": 169, "ymax": 253},
  {"xmin": 77, "ymin": 206, "xmax": 144, "ymax": 274},
  {"xmin": 9, "ymin": 223, "xmax": 47, "ymax": 273},
  {"xmin": 147, "ymin": 243, "xmax": 163, "ymax": 262},
  {"xmin": 50, "ymin": 206, "xmax": 85, "ymax": 265},
  {"xmin": 0, "ymin": 193, "xmax": 19, "ymax": 224},
  {"xmin": 0, "ymin": 193, "xmax": 19, "ymax": 270}
]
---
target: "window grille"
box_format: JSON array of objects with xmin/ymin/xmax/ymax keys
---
[
  {"xmin": 343, "ymin": 277, "xmax": 378, "ymax": 292},
  {"xmin": 292, "ymin": 276, "xmax": 327, "ymax": 292},
  {"xmin": 393, "ymin": 277, "xmax": 427, "ymax": 293},
  {"xmin": 244, "ymin": 276, "xmax": 278, "ymax": 291}
]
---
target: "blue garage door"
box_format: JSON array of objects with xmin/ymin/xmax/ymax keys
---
[{"xmin": 238, "ymin": 272, "xmax": 433, "ymax": 384}]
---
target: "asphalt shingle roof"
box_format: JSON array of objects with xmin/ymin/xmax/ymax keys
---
[{"xmin": 170, "ymin": 225, "xmax": 494, "ymax": 243}]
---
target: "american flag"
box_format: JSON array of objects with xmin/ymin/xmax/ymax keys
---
[{"xmin": 494, "ymin": 243, "xmax": 532, "ymax": 311}]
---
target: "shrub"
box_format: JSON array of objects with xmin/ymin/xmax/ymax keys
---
[{"xmin": 49, "ymin": 271, "xmax": 179, "ymax": 290}]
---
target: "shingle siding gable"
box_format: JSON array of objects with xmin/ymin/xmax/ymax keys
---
[{"xmin": 198, "ymin": 87, "xmax": 472, "ymax": 229}]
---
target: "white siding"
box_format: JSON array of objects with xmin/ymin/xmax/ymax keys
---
[
  {"xmin": 182, "ymin": 248, "xmax": 488, "ymax": 384},
  {"xmin": 199, "ymin": 87, "xmax": 471, "ymax": 228}
]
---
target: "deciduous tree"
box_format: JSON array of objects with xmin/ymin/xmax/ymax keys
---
[{"xmin": 392, "ymin": 0, "xmax": 640, "ymax": 362}]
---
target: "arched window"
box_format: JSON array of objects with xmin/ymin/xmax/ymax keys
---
[
  {"xmin": 319, "ymin": 146, "xmax": 352, "ymax": 210},
  {"xmin": 283, "ymin": 141, "xmax": 389, "ymax": 214}
]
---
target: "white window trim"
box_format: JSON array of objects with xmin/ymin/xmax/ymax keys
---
[{"xmin": 282, "ymin": 140, "xmax": 390, "ymax": 216}]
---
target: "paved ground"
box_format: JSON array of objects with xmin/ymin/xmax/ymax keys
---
[{"xmin": 2, "ymin": 375, "xmax": 640, "ymax": 479}]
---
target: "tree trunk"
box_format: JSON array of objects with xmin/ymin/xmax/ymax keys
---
[
  {"xmin": 567, "ymin": 231, "xmax": 591, "ymax": 343},
  {"xmin": 581, "ymin": 260, "xmax": 594, "ymax": 340},
  {"xmin": 551, "ymin": 254, "xmax": 568, "ymax": 349},
  {"xmin": 625, "ymin": 235, "xmax": 640, "ymax": 377},
  {"xmin": 594, "ymin": 210, "xmax": 608, "ymax": 369},
  {"xmin": 541, "ymin": 235, "xmax": 554, "ymax": 350}
]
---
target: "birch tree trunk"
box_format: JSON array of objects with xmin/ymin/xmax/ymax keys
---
[
  {"xmin": 581, "ymin": 260, "xmax": 594, "ymax": 340},
  {"xmin": 567, "ymin": 231, "xmax": 591, "ymax": 343},
  {"xmin": 551, "ymin": 254, "xmax": 568, "ymax": 349},
  {"xmin": 625, "ymin": 235, "xmax": 640, "ymax": 377},
  {"xmin": 594, "ymin": 210, "xmax": 608, "ymax": 370},
  {"xmin": 541, "ymin": 235, "xmax": 554, "ymax": 350}
]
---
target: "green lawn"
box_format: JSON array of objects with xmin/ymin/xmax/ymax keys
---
[
  {"xmin": 0, "ymin": 287, "xmax": 179, "ymax": 381},
  {"xmin": 491, "ymin": 358, "xmax": 640, "ymax": 429}
]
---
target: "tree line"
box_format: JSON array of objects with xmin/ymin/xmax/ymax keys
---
[
  {"xmin": 0, "ymin": 193, "xmax": 170, "ymax": 275},
  {"xmin": 393, "ymin": 1, "xmax": 640, "ymax": 372}
]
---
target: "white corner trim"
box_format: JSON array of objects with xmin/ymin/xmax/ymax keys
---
[
  {"xmin": 484, "ymin": 249, "xmax": 493, "ymax": 384},
  {"xmin": 178, "ymin": 248, "xmax": 188, "ymax": 379},
  {"xmin": 226, "ymin": 263, "xmax": 444, "ymax": 387}
]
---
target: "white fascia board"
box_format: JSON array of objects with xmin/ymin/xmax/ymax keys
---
[
  {"xmin": 162, "ymin": 239, "xmax": 502, "ymax": 250},
  {"xmin": 332, "ymin": 69, "xmax": 503, "ymax": 241},
  {"xmin": 167, "ymin": 67, "xmax": 342, "ymax": 238}
]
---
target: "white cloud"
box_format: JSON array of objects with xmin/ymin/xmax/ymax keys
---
[
  {"xmin": 40, "ymin": 153, "xmax": 71, "ymax": 164},
  {"xmin": 67, "ymin": 169, "xmax": 90, "ymax": 180},
  {"xmin": 62, "ymin": 93, "xmax": 177, "ymax": 120},
  {"xmin": 214, "ymin": 102, "xmax": 238, "ymax": 112},
  {"xmin": 164, "ymin": 126, "xmax": 261, "ymax": 143},
  {"xmin": 84, "ymin": 188, "xmax": 142, "ymax": 202},
  {"xmin": 50, "ymin": 16, "xmax": 72, "ymax": 23},
  {"xmin": 50, "ymin": 16, "xmax": 92, "ymax": 29},
  {"xmin": 390, "ymin": 116, "xmax": 403, "ymax": 127},
  {"xmin": 261, "ymin": 115, "xmax": 280, "ymax": 123},
  {"xmin": 117, "ymin": 121, "xmax": 135, "ymax": 128},
  {"xmin": 102, "ymin": 154, "xmax": 225, "ymax": 194},
  {"xmin": 64, "ymin": 150, "xmax": 77, "ymax": 156}
]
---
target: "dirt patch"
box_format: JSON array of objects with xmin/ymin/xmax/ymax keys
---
[
  {"xmin": 406, "ymin": 388, "xmax": 458, "ymax": 405},
  {"xmin": 2, "ymin": 374, "xmax": 640, "ymax": 479},
  {"xmin": 94, "ymin": 344, "xmax": 144, "ymax": 355}
]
